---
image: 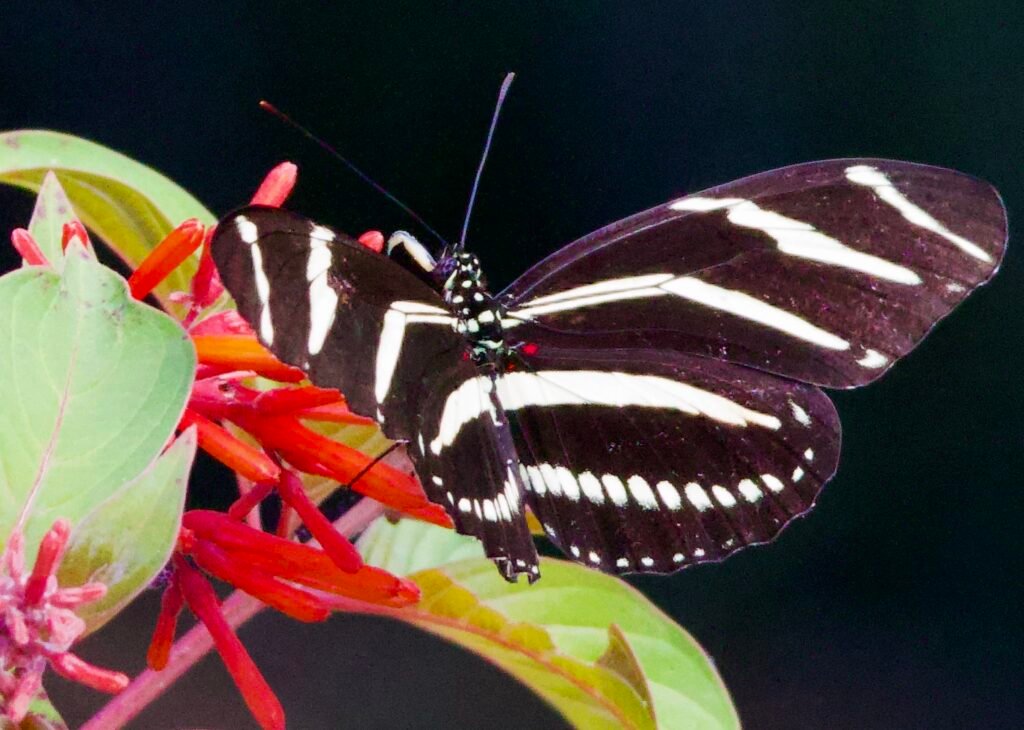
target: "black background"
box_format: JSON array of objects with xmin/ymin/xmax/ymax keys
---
[{"xmin": 1, "ymin": 3, "xmax": 1022, "ymax": 729}]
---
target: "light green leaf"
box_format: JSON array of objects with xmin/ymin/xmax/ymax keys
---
[
  {"xmin": 26, "ymin": 172, "xmax": 89, "ymax": 270},
  {"xmin": 358, "ymin": 511, "xmax": 485, "ymax": 574},
  {"xmin": 0, "ymin": 130, "xmax": 216, "ymax": 311},
  {"xmin": 57, "ymin": 430, "xmax": 195, "ymax": 634},
  {"xmin": 359, "ymin": 520, "xmax": 739, "ymax": 730},
  {"xmin": 0, "ymin": 245, "xmax": 195, "ymax": 563}
]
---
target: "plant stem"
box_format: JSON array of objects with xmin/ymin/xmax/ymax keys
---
[{"xmin": 82, "ymin": 498, "xmax": 385, "ymax": 729}]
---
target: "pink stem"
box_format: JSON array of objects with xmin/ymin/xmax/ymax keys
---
[{"xmin": 81, "ymin": 499, "xmax": 385, "ymax": 729}]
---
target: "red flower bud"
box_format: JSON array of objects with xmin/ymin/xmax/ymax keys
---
[
  {"xmin": 250, "ymin": 162, "xmax": 298, "ymax": 207},
  {"xmin": 61, "ymin": 220, "xmax": 90, "ymax": 251},
  {"xmin": 50, "ymin": 652, "xmax": 129, "ymax": 694},
  {"xmin": 10, "ymin": 228, "xmax": 47, "ymax": 266},
  {"xmin": 146, "ymin": 579, "xmax": 184, "ymax": 671},
  {"xmin": 358, "ymin": 230, "xmax": 385, "ymax": 253},
  {"xmin": 24, "ymin": 519, "xmax": 71, "ymax": 605}
]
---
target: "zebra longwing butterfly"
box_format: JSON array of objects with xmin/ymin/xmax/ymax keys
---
[{"xmin": 211, "ymin": 159, "xmax": 1007, "ymax": 582}]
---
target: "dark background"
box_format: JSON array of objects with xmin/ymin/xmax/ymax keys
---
[{"xmin": 2, "ymin": 2, "xmax": 1022, "ymax": 728}]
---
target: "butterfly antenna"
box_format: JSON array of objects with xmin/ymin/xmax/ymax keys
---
[
  {"xmin": 344, "ymin": 442, "xmax": 403, "ymax": 490},
  {"xmin": 458, "ymin": 72, "xmax": 515, "ymax": 251},
  {"xmin": 293, "ymin": 441, "xmax": 405, "ymax": 542},
  {"xmin": 259, "ymin": 100, "xmax": 449, "ymax": 248}
]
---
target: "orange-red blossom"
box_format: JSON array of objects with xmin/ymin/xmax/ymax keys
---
[{"xmin": 7, "ymin": 162, "xmax": 450, "ymax": 730}]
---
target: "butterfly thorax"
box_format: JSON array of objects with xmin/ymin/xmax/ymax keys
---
[{"xmin": 441, "ymin": 251, "xmax": 508, "ymax": 363}]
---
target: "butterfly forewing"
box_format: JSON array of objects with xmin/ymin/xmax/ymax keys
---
[
  {"xmin": 211, "ymin": 206, "xmax": 541, "ymax": 576},
  {"xmin": 211, "ymin": 206, "xmax": 465, "ymax": 441},
  {"xmin": 503, "ymin": 159, "xmax": 1007, "ymax": 388}
]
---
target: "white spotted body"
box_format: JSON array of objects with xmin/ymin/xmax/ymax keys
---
[{"xmin": 439, "ymin": 251, "xmax": 509, "ymax": 363}]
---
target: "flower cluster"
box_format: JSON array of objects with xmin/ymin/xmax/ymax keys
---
[
  {"xmin": 0, "ymin": 521, "xmax": 127, "ymax": 722},
  {"xmin": 4, "ymin": 163, "xmax": 450, "ymax": 729}
]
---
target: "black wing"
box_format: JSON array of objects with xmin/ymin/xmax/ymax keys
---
[
  {"xmin": 410, "ymin": 361, "xmax": 539, "ymax": 580},
  {"xmin": 211, "ymin": 206, "xmax": 462, "ymax": 440},
  {"xmin": 418, "ymin": 346, "xmax": 840, "ymax": 573},
  {"xmin": 502, "ymin": 159, "xmax": 1007, "ymax": 388},
  {"xmin": 210, "ymin": 207, "xmax": 540, "ymax": 577}
]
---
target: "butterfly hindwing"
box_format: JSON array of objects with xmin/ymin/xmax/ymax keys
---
[
  {"xmin": 492, "ymin": 347, "xmax": 840, "ymax": 573},
  {"xmin": 411, "ymin": 362, "xmax": 539, "ymax": 578}
]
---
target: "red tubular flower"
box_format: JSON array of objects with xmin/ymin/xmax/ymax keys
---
[
  {"xmin": 236, "ymin": 412, "xmax": 449, "ymax": 524},
  {"xmin": 227, "ymin": 479, "xmax": 277, "ymax": 521},
  {"xmin": 275, "ymin": 470, "xmax": 362, "ymax": 572},
  {"xmin": 192, "ymin": 333, "xmax": 306, "ymax": 382},
  {"xmin": 128, "ymin": 218, "xmax": 205, "ymax": 300},
  {"xmin": 181, "ymin": 511, "xmax": 419, "ymax": 607},
  {"xmin": 188, "ymin": 539, "xmax": 330, "ymax": 622},
  {"xmin": 252, "ymin": 385, "xmax": 344, "ymax": 415},
  {"xmin": 173, "ymin": 555, "xmax": 284, "ymax": 730},
  {"xmin": 288, "ymin": 401, "xmax": 377, "ymax": 426},
  {"xmin": 179, "ymin": 408, "xmax": 281, "ymax": 484}
]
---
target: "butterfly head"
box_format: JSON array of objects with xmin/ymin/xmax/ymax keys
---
[{"xmin": 441, "ymin": 250, "xmax": 493, "ymax": 308}]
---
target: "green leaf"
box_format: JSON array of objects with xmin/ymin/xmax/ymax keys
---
[
  {"xmin": 359, "ymin": 520, "xmax": 739, "ymax": 730},
  {"xmin": 57, "ymin": 429, "xmax": 195, "ymax": 634},
  {"xmin": 0, "ymin": 130, "xmax": 216, "ymax": 311},
  {"xmin": 411, "ymin": 567, "xmax": 656, "ymax": 729},
  {"xmin": 0, "ymin": 245, "xmax": 196, "ymax": 563},
  {"xmin": 26, "ymin": 172, "xmax": 89, "ymax": 270}
]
